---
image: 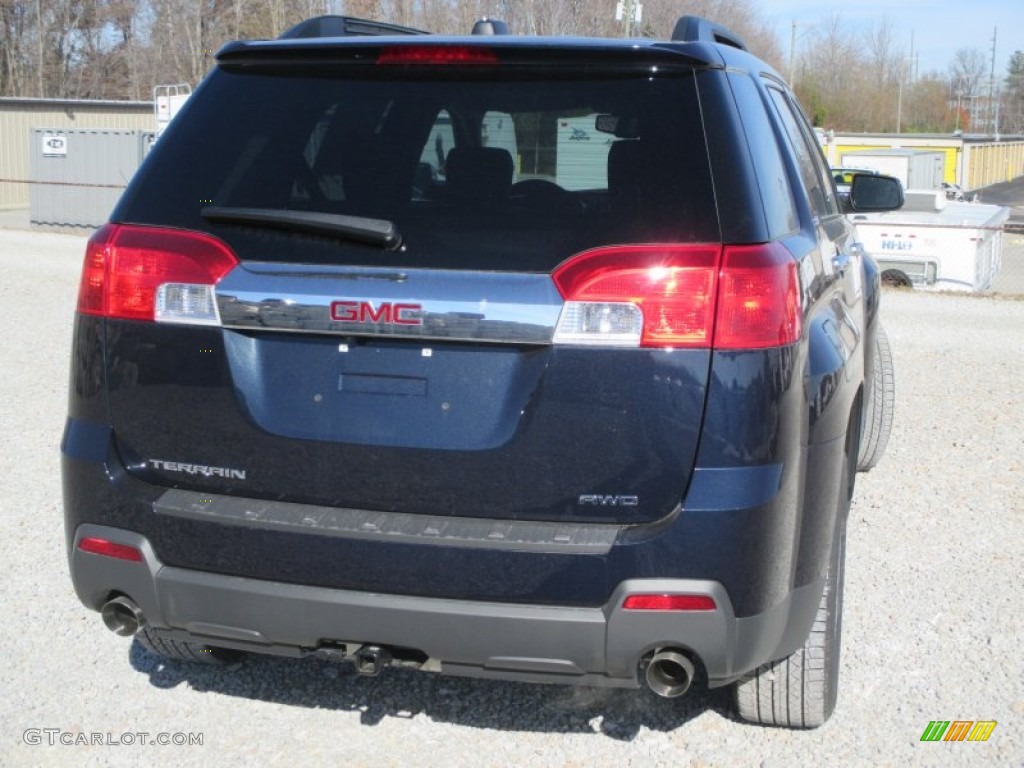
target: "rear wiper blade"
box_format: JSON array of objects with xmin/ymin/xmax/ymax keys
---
[{"xmin": 201, "ymin": 206, "xmax": 401, "ymax": 250}]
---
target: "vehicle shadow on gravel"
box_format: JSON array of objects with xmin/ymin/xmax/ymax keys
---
[{"xmin": 129, "ymin": 643, "xmax": 737, "ymax": 739}]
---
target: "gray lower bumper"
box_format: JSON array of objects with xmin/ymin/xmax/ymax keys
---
[{"xmin": 71, "ymin": 524, "xmax": 822, "ymax": 689}]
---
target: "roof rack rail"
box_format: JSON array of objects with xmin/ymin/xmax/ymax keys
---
[
  {"xmin": 279, "ymin": 16, "xmax": 429, "ymax": 40},
  {"xmin": 670, "ymin": 16, "xmax": 747, "ymax": 51},
  {"xmin": 472, "ymin": 18, "xmax": 509, "ymax": 35}
]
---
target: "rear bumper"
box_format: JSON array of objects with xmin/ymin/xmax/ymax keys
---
[{"xmin": 70, "ymin": 522, "xmax": 822, "ymax": 688}]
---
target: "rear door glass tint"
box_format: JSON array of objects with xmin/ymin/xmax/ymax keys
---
[
  {"xmin": 117, "ymin": 68, "xmax": 718, "ymax": 272},
  {"xmin": 766, "ymin": 86, "xmax": 838, "ymax": 219}
]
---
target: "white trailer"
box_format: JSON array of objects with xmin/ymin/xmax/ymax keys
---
[
  {"xmin": 840, "ymin": 148, "xmax": 945, "ymax": 192},
  {"xmin": 154, "ymin": 84, "xmax": 192, "ymax": 139},
  {"xmin": 850, "ymin": 191, "xmax": 1010, "ymax": 292}
]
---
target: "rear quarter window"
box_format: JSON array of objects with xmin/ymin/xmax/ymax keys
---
[
  {"xmin": 727, "ymin": 72, "xmax": 798, "ymax": 239},
  {"xmin": 765, "ymin": 86, "xmax": 838, "ymax": 220}
]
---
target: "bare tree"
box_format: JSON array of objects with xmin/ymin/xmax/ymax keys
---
[
  {"xmin": 1, "ymin": 1, "xmax": 32, "ymax": 96},
  {"xmin": 3, "ymin": 0, "xmax": 1005, "ymax": 140},
  {"xmin": 1003, "ymin": 50, "xmax": 1024, "ymax": 135},
  {"xmin": 949, "ymin": 47, "xmax": 988, "ymax": 131},
  {"xmin": 904, "ymin": 72, "xmax": 954, "ymax": 133},
  {"xmin": 636, "ymin": 0, "xmax": 782, "ymax": 66},
  {"xmin": 795, "ymin": 15, "xmax": 863, "ymax": 128},
  {"xmin": 345, "ymin": 0, "xmax": 380, "ymax": 19},
  {"xmin": 861, "ymin": 17, "xmax": 905, "ymax": 131}
]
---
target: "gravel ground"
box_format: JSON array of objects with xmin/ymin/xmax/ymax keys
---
[{"xmin": 0, "ymin": 229, "xmax": 1022, "ymax": 767}]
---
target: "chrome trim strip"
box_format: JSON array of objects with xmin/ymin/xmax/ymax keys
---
[{"xmin": 216, "ymin": 263, "xmax": 563, "ymax": 344}]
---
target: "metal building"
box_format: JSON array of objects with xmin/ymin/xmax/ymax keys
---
[
  {"xmin": 819, "ymin": 131, "xmax": 1024, "ymax": 191},
  {"xmin": 29, "ymin": 129, "xmax": 155, "ymax": 228},
  {"xmin": 0, "ymin": 97, "xmax": 152, "ymax": 211}
]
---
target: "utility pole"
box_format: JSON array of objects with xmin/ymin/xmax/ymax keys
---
[
  {"xmin": 909, "ymin": 30, "xmax": 914, "ymax": 84},
  {"xmin": 895, "ymin": 52, "xmax": 916, "ymax": 134},
  {"xmin": 988, "ymin": 27, "xmax": 998, "ymax": 135},
  {"xmin": 789, "ymin": 21, "xmax": 797, "ymax": 86},
  {"xmin": 896, "ymin": 59, "xmax": 903, "ymax": 133},
  {"xmin": 953, "ymin": 76, "xmax": 966, "ymax": 133},
  {"xmin": 787, "ymin": 21, "xmax": 811, "ymax": 88},
  {"xmin": 898, "ymin": 32, "xmax": 919, "ymax": 133}
]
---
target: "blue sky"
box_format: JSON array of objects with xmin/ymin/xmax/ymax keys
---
[{"xmin": 762, "ymin": 0, "xmax": 1023, "ymax": 77}]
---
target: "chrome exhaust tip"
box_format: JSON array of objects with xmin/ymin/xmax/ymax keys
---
[
  {"xmin": 645, "ymin": 650, "xmax": 695, "ymax": 698},
  {"xmin": 100, "ymin": 596, "xmax": 145, "ymax": 637}
]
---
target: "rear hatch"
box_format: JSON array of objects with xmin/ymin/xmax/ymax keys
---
[{"xmin": 96, "ymin": 39, "xmax": 727, "ymax": 524}]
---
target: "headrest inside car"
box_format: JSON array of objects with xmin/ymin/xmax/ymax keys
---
[{"xmin": 445, "ymin": 147, "xmax": 514, "ymax": 203}]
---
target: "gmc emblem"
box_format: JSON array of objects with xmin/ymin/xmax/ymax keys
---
[{"xmin": 330, "ymin": 300, "xmax": 423, "ymax": 326}]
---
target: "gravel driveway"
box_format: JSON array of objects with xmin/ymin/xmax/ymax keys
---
[{"xmin": 1, "ymin": 229, "xmax": 1021, "ymax": 767}]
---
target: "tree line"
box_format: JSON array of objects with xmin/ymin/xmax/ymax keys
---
[
  {"xmin": 1, "ymin": 0, "xmax": 1021, "ymax": 135},
  {"xmin": 790, "ymin": 14, "xmax": 1024, "ymax": 136}
]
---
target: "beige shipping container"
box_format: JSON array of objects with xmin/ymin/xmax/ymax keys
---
[{"xmin": 0, "ymin": 98, "xmax": 153, "ymax": 210}]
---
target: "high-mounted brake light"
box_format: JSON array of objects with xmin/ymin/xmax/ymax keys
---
[
  {"xmin": 622, "ymin": 594, "xmax": 717, "ymax": 611},
  {"xmin": 377, "ymin": 46, "xmax": 499, "ymax": 66},
  {"xmin": 77, "ymin": 537, "xmax": 143, "ymax": 562},
  {"xmin": 78, "ymin": 224, "xmax": 238, "ymax": 324},
  {"xmin": 551, "ymin": 242, "xmax": 802, "ymax": 350}
]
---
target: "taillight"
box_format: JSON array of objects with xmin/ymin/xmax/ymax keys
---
[
  {"xmin": 714, "ymin": 242, "xmax": 802, "ymax": 349},
  {"xmin": 551, "ymin": 243, "xmax": 802, "ymax": 350},
  {"xmin": 622, "ymin": 594, "xmax": 717, "ymax": 611},
  {"xmin": 77, "ymin": 224, "xmax": 238, "ymax": 324},
  {"xmin": 552, "ymin": 244, "xmax": 721, "ymax": 348},
  {"xmin": 77, "ymin": 537, "xmax": 143, "ymax": 562},
  {"xmin": 377, "ymin": 46, "xmax": 499, "ymax": 66}
]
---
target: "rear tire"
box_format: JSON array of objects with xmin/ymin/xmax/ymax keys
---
[
  {"xmin": 733, "ymin": 461, "xmax": 849, "ymax": 728},
  {"xmin": 857, "ymin": 325, "xmax": 895, "ymax": 471},
  {"xmin": 881, "ymin": 270, "xmax": 912, "ymax": 288},
  {"xmin": 136, "ymin": 626, "xmax": 240, "ymax": 666}
]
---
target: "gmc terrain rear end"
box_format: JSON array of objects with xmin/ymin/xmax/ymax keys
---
[{"xmin": 63, "ymin": 14, "xmax": 899, "ymax": 729}]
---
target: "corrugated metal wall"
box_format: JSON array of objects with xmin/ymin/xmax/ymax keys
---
[
  {"xmin": 820, "ymin": 134, "xmax": 1024, "ymax": 190},
  {"xmin": 29, "ymin": 129, "xmax": 154, "ymax": 227},
  {"xmin": 963, "ymin": 142, "xmax": 1024, "ymax": 190},
  {"xmin": 0, "ymin": 98, "xmax": 152, "ymax": 209}
]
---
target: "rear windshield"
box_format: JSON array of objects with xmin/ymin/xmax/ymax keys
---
[{"xmin": 116, "ymin": 66, "xmax": 719, "ymax": 271}]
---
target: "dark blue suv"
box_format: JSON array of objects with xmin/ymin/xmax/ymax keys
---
[{"xmin": 62, "ymin": 15, "xmax": 900, "ymax": 728}]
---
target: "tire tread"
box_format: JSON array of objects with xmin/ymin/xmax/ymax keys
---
[{"xmin": 858, "ymin": 325, "xmax": 895, "ymax": 471}]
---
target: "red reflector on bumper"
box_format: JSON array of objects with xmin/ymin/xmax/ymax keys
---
[
  {"xmin": 622, "ymin": 594, "xmax": 716, "ymax": 611},
  {"xmin": 78, "ymin": 537, "xmax": 143, "ymax": 562}
]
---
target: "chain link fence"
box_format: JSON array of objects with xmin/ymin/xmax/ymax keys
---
[
  {"xmin": 860, "ymin": 219, "xmax": 1024, "ymax": 296},
  {"xmin": 994, "ymin": 223, "xmax": 1024, "ymax": 294}
]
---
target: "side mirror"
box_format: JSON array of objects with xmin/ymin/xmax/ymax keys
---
[{"xmin": 848, "ymin": 174, "xmax": 904, "ymax": 212}]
